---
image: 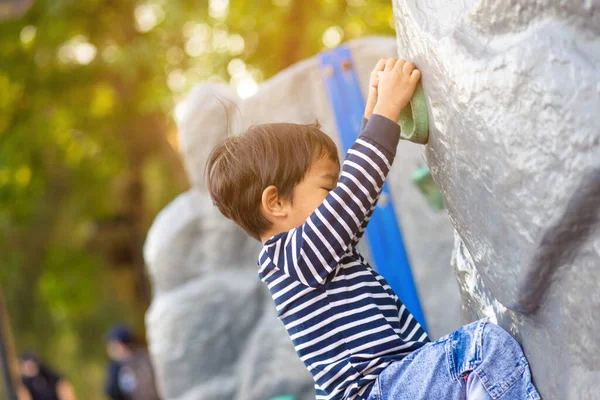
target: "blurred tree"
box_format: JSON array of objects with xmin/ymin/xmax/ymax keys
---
[
  {"xmin": 1, "ymin": 285, "xmax": 20, "ymax": 400},
  {"xmin": 0, "ymin": 0, "xmax": 395, "ymax": 398}
]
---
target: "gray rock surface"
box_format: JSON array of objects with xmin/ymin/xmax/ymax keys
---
[
  {"xmin": 235, "ymin": 310, "xmax": 315, "ymax": 400},
  {"xmin": 144, "ymin": 36, "xmax": 463, "ymax": 400},
  {"xmin": 391, "ymin": 1, "xmax": 600, "ymax": 398},
  {"xmin": 146, "ymin": 269, "xmax": 263, "ymax": 400}
]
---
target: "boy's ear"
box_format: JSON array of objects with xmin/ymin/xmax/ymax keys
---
[{"xmin": 261, "ymin": 185, "xmax": 288, "ymax": 219}]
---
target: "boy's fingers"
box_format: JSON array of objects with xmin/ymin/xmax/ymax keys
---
[
  {"xmin": 410, "ymin": 69, "xmax": 421, "ymax": 83},
  {"xmin": 393, "ymin": 59, "xmax": 406, "ymax": 71},
  {"xmin": 402, "ymin": 61, "xmax": 415, "ymax": 75},
  {"xmin": 374, "ymin": 58, "xmax": 387, "ymax": 72},
  {"xmin": 384, "ymin": 58, "xmax": 397, "ymax": 72}
]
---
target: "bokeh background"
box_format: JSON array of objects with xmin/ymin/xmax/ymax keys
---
[{"xmin": 0, "ymin": 1, "xmax": 396, "ymax": 398}]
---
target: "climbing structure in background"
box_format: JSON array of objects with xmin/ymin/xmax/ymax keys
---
[
  {"xmin": 144, "ymin": 37, "xmax": 462, "ymax": 400},
  {"xmin": 144, "ymin": 85, "xmax": 314, "ymax": 400},
  {"xmin": 391, "ymin": 1, "xmax": 600, "ymax": 398}
]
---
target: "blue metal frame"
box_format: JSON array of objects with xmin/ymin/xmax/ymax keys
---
[{"xmin": 318, "ymin": 45, "xmax": 428, "ymax": 333}]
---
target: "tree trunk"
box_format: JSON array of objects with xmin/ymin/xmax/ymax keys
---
[
  {"xmin": 126, "ymin": 146, "xmax": 152, "ymax": 308},
  {"xmin": 0, "ymin": 286, "xmax": 19, "ymax": 400},
  {"xmin": 280, "ymin": 0, "xmax": 314, "ymax": 69}
]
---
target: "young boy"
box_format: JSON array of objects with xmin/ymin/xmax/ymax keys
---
[{"xmin": 206, "ymin": 58, "xmax": 540, "ymax": 400}]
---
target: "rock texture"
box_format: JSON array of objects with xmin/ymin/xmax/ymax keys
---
[
  {"xmin": 144, "ymin": 36, "xmax": 462, "ymax": 400},
  {"xmin": 391, "ymin": 1, "xmax": 600, "ymax": 398}
]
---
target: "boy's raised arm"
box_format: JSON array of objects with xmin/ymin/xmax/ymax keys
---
[
  {"xmin": 260, "ymin": 58, "xmax": 421, "ymax": 287},
  {"xmin": 348, "ymin": 115, "xmax": 378, "ymax": 248},
  {"xmin": 343, "ymin": 57, "xmax": 397, "ymax": 248},
  {"xmin": 260, "ymin": 115, "xmax": 400, "ymax": 287}
]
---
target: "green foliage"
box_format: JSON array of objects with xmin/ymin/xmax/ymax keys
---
[{"xmin": 0, "ymin": 0, "xmax": 395, "ymax": 398}]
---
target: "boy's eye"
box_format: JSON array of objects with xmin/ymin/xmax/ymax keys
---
[{"xmin": 321, "ymin": 187, "xmax": 333, "ymax": 192}]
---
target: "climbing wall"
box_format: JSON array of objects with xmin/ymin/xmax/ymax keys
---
[{"xmin": 391, "ymin": 1, "xmax": 600, "ymax": 398}]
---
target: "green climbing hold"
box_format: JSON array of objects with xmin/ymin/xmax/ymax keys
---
[
  {"xmin": 270, "ymin": 396, "xmax": 297, "ymax": 400},
  {"xmin": 398, "ymin": 82, "xmax": 429, "ymax": 144},
  {"xmin": 410, "ymin": 165, "xmax": 444, "ymax": 211}
]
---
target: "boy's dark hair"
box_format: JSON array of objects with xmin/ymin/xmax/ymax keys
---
[{"xmin": 206, "ymin": 122, "xmax": 339, "ymax": 241}]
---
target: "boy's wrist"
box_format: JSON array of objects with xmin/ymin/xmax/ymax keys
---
[
  {"xmin": 361, "ymin": 114, "xmax": 401, "ymax": 157},
  {"xmin": 373, "ymin": 104, "xmax": 400, "ymax": 123},
  {"xmin": 364, "ymin": 103, "xmax": 376, "ymax": 119},
  {"xmin": 364, "ymin": 88, "xmax": 377, "ymax": 119}
]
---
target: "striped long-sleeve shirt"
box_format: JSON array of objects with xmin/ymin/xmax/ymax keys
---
[{"xmin": 258, "ymin": 115, "xmax": 430, "ymax": 400}]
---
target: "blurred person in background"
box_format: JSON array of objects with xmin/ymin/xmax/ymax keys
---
[
  {"xmin": 19, "ymin": 352, "xmax": 77, "ymax": 400},
  {"xmin": 104, "ymin": 325, "xmax": 160, "ymax": 400}
]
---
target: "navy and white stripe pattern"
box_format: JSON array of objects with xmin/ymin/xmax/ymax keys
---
[{"xmin": 258, "ymin": 115, "xmax": 430, "ymax": 400}]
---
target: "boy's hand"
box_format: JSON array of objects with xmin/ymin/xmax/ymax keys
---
[
  {"xmin": 373, "ymin": 58, "xmax": 421, "ymax": 123},
  {"xmin": 364, "ymin": 58, "xmax": 387, "ymax": 120}
]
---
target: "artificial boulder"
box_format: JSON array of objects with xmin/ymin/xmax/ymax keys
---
[{"xmin": 391, "ymin": 1, "xmax": 600, "ymax": 398}]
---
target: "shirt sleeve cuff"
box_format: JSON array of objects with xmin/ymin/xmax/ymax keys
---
[
  {"xmin": 361, "ymin": 117, "xmax": 368, "ymax": 131},
  {"xmin": 359, "ymin": 114, "xmax": 401, "ymax": 157}
]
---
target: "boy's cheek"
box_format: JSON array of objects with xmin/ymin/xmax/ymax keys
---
[{"xmin": 299, "ymin": 197, "xmax": 323, "ymax": 222}]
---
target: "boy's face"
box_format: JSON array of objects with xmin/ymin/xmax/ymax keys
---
[{"xmin": 283, "ymin": 156, "xmax": 340, "ymax": 230}]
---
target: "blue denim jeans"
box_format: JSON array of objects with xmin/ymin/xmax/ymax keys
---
[{"xmin": 367, "ymin": 319, "xmax": 541, "ymax": 399}]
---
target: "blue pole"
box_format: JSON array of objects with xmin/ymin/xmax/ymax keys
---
[{"xmin": 318, "ymin": 46, "xmax": 428, "ymax": 333}]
